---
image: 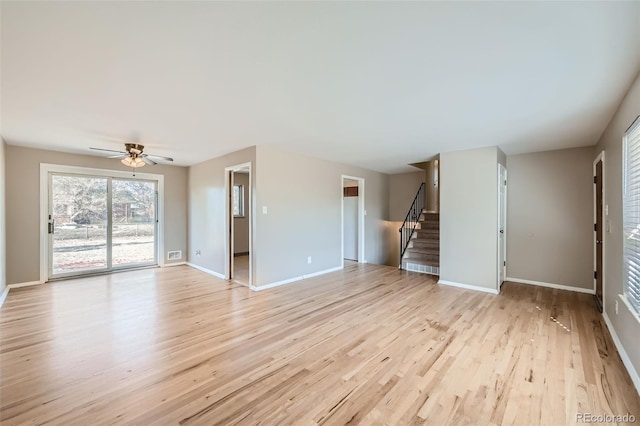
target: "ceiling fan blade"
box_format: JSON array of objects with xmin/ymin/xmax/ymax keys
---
[
  {"xmin": 141, "ymin": 157, "xmax": 157, "ymax": 166},
  {"xmin": 108, "ymin": 155, "xmax": 128, "ymax": 159},
  {"xmin": 90, "ymin": 147, "xmax": 127, "ymax": 154},
  {"xmin": 145, "ymin": 154, "xmax": 174, "ymax": 161}
]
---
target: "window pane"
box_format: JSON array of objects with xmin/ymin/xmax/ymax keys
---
[
  {"xmin": 233, "ymin": 185, "xmax": 244, "ymax": 216},
  {"xmin": 111, "ymin": 179, "xmax": 156, "ymax": 266},
  {"xmin": 623, "ymin": 117, "xmax": 640, "ymax": 315}
]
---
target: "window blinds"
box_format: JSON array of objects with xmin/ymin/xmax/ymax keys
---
[{"xmin": 623, "ymin": 116, "xmax": 640, "ymax": 315}]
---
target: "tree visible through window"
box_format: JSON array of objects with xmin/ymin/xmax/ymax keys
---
[{"xmin": 233, "ymin": 184, "xmax": 244, "ymax": 217}]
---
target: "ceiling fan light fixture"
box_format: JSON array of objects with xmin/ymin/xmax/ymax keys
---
[{"xmin": 121, "ymin": 156, "xmax": 145, "ymax": 168}]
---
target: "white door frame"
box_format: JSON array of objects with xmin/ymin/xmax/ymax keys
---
[
  {"xmin": 341, "ymin": 175, "xmax": 366, "ymax": 268},
  {"xmin": 593, "ymin": 151, "xmax": 606, "ymax": 304},
  {"xmin": 497, "ymin": 164, "xmax": 507, "ymax": 292},
  {"xmin": 40, "ymin": 163, "xmax": 165, "ymax": 283},
  {"xmin": 224, "ymin": 162, "xmax": 253, "ymax": 287}
]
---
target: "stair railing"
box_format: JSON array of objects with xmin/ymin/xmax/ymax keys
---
[{"xmin": 399, "ymin": 182, "xmax": 426, "ymax": 269}]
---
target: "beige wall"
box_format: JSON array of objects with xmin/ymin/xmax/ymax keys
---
[
  {"xmin": 254, "ymin": 145, "xmax": 390, "ymax": 287},
  {"xmin": 233, "ymin": 172, "xmax": 250, "ymax": 254},
  {"xmin": 507, "ymin": 147, "xmax": 594, "ymax": 289},
  {"xmin": 0, "ymin": 140, "xmax": 6, "ymax": 295},
  {"xmin": 188, "ymin": 147, "xmax": 256, "ymax": 276},
  {"xmin": 440, "ymin": 146, "xmax": 499, "ymax": 291},
  {"xmin": 388, "ymin": 171, "xmax": 425, "ymax": 222},
  {"xmin": 595, "ymin": 71, "xmax": 640, "ymax": 381},
  {"xmin": 5, "ymin": 145, "xmax": 188, "ymax": 285}
]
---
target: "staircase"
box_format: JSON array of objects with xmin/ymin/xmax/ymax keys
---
[
  {"xmin": 402, "ymin": 211, "xmax": 439, "ymax": 275},
  {"xmin": 399, "ymin": 182, "xmax": 440, "ymax": 276}
]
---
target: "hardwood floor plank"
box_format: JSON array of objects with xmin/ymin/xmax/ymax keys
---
[{"xmin": 1, "ymin": 264, "xmax": 639, "ymax": 425}]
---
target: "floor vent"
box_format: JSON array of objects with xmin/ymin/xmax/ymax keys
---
[
  {"xmin": 167, "ymin": 250, "xmax": 182, "ymax": 260},
  {"xmin": 405, "ymin": 262, "xmax": 439, "ymax": 276}
]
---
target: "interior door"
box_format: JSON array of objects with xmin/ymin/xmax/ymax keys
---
[
  {"xmin": 498, "ymin": 165, "xmax": 507, "ymax": 286},
  {"xmin": 595, "ymin": 159, "xmax": 603, "ymax": 311},
  {"xmin": 343, "ymin": 192, "xmax": 358, "ymax": 261},
  {"xmin": 49, "ymin": 174, "xmax": 109, "ymax": 278}
]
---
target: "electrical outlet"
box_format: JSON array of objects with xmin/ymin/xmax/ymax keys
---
[
  {"xmin": 195, "ymin": 250, "xmax": 201, "ymax": 256},
  {"xmin": 262, "ymin": 206, "xmax": 268, "ymax": 214},
  {"xmin": 616, "ymin": 300, "xmax": 619, "ymax": 315},
  {"xmin": 307, "ymin": 256, "xmax": 312, "ymax": 264}
]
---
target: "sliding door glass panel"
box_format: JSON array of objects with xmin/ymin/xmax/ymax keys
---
[
  {"xmin": 51, "ymin": 175, "xmax": 108, "ymax": 275},
  {"xmin": 111, "ymin": 179, "xmax": 157, "ymax": 267}
]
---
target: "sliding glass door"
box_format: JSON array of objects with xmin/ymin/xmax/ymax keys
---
[{"xmin": 49, "ymin": 173, "xmax": 157, "ymax": 279}]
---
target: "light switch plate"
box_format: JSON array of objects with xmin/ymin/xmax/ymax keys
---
[{"xmin": 262, "ymin": 206, "xmax": 268, "ymax": 214}]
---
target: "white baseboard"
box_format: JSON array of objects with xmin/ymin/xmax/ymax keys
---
[
  {"xmin": 164, "ymin": 261, "xmax": 186, "ymax": 267},
  {"xmin": 8, "ymin": 280, "xmax": 45, "ymax": 289},
  {"xmin": 603, "ymin": 312, "xmax": 640, "ymax": 396},
  {"xmin": 251, "ymin": 266, "xmax": 343, "ymax": 291},
  {"xmin": 186, "ymin": 263, "xmax": 225, "ymax": 279},
  {"xmin": 506, "ymin": 277, "xmax": 595, "ymax": 294},
  {"xmin": 437, "ymin": 280, "xmax": 499, "ymax": 295},
  {"xmin": 0, "ymin": 287, "xmax": 9, "ymax": 308}
]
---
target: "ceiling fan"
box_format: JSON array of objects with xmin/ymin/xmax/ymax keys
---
[{"xmin": 90, "ymin": 143, "xmax": 174, "ymax": 168}]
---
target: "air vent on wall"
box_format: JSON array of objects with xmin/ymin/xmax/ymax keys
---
[{"xmin": 167, "ymin": 250, "xmax": 182, "ymax": 260}]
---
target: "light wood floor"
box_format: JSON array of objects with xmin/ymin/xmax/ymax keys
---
[
  {"xmin": 233, "ymin": 254, "xmax": 250, "ymax": 286},
  {"xmin": 1, "ymin": 263, "xmax": 639, "ymax": 425}
]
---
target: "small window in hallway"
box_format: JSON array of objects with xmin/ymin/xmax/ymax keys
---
[{"xmin": 233, "ymin": 184, "xmax": 244, "ymax": 217}]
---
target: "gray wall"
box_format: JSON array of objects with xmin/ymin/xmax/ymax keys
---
[
  {"xmin": 388, "ymin": 171, "xmax": 425, "ymax": 222},
  {"xmin": 5, "ymin": 145, "xmax": 188, "ymax": 285},
  {"xmin": 233, "ymin": 172, "xmax": 250, "ymax": 254},
  {"xmin": 595, "ymin": 71, "xmax": 640, "ymax": 381},
  {"xmin": 507, "ymin": 147, "xmax": 594, "ymax": 289},
  {"xmin": 254, "ymin": 145, "xmax": 390, "ymax": 287},
  {"xmin": 0, "ymin": 140, "xmax": 6, "ymax": 294},
  {"xmin": 188, "ymin": 147, "xmax": 256, "ymax": 276},
  {"xmin": 440, "ymin": 146, "xmax": 499, "ymax": 291}
]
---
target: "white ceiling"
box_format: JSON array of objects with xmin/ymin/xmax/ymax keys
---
[{"xmin": 1, "ymin": 1, "xmax": 639, "ymax": 174}]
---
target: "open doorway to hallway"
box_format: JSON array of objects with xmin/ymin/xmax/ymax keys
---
[
  {"xmin": 225, "ymin": 164, "xmax": 252, "ymax": 286},
  {"xmin": 341, "ymin": 175, "xmax": 365, "ymax": 267}
]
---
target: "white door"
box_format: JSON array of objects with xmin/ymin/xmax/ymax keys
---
[
  {"xmin": 498, "ymin": 165, "xmax": 507, "ymax": 286},
  {"xmin": 344, "ymin": 196, "xmax": 358, "ymax": 261}
]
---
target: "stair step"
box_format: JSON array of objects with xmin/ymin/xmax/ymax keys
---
[
  {"xmin": 406, "ymin": 247, "xmax": 439, "ymax": 256},
  {"xmin": 418, "ymin": 221, "xmax": 439, "ymax": 230},
  {"xmin": 415, "ymin": 229, "xmax": 439, "ymax": 239},
  {"xmin": 403, "ymin": 257, "xmax": 439, "ymax": 268},
  {"xmin": 404, "ymin": 252, "xmax": 439, "ymax": 262},
  {"xmin": 411, "ymin": 237, "xmax": 439, "ymax": 246}
]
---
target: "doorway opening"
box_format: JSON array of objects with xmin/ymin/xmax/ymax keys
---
[
  {"xmin": 594, "ymin": 151, "xmax": 605, "ymax": 312},
  {"xmin": 341, "ymin": 175, "xmax": 365, "ymax": 267},
  {"xmin": 497, "ymin": 164, "xmax": 507, "ymax": 290},
  {"xmin": 225, "ymin": 163, "xmax": 252, "ymax": 286}
]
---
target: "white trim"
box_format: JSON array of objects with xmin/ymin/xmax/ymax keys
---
[
  {"xmin": 163, "ymin": 262, "xmax": 186, "ymax": 267},
  {"xmin": 593, "ymin": 151, "xmax": 605, "ymax": 305},
  {"xmin": 506, "ymin": 277, "xmax": 595, "ymax": 294},
  {"xmin": 438, "ymin": 279, "xmax": 500, "ymax": 295},
  {"xmin": 40, "ymin": 163, "xmax": 165, "ymax": 282},
  {"xmin": 341, "ymin": 175, "xmax": 366, "ymax": 269},
  {"xmin": 224, "ymin": 163, "xmax": 253, "ymax": 287},
  {"xmin": 603, "ymin": 312, "xmax": 640, "ymax": 396},
  {"xmin": 0, "ymin": 287, "xmax": 9, "ymax": 308},
  {"xmin": 8, "ymin": 280, "xmax": 46, "ymax": 289},
  {"xmin": 186, "ymin": 262, "xmax": 226, "ymax": 279},
  {"xmin": 619, "ymin": 293, "xmax": 640, "ymax": 326},
  {"xmin": 251, "ymin": 266, "xmax": 343, "ymax": 291}
]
